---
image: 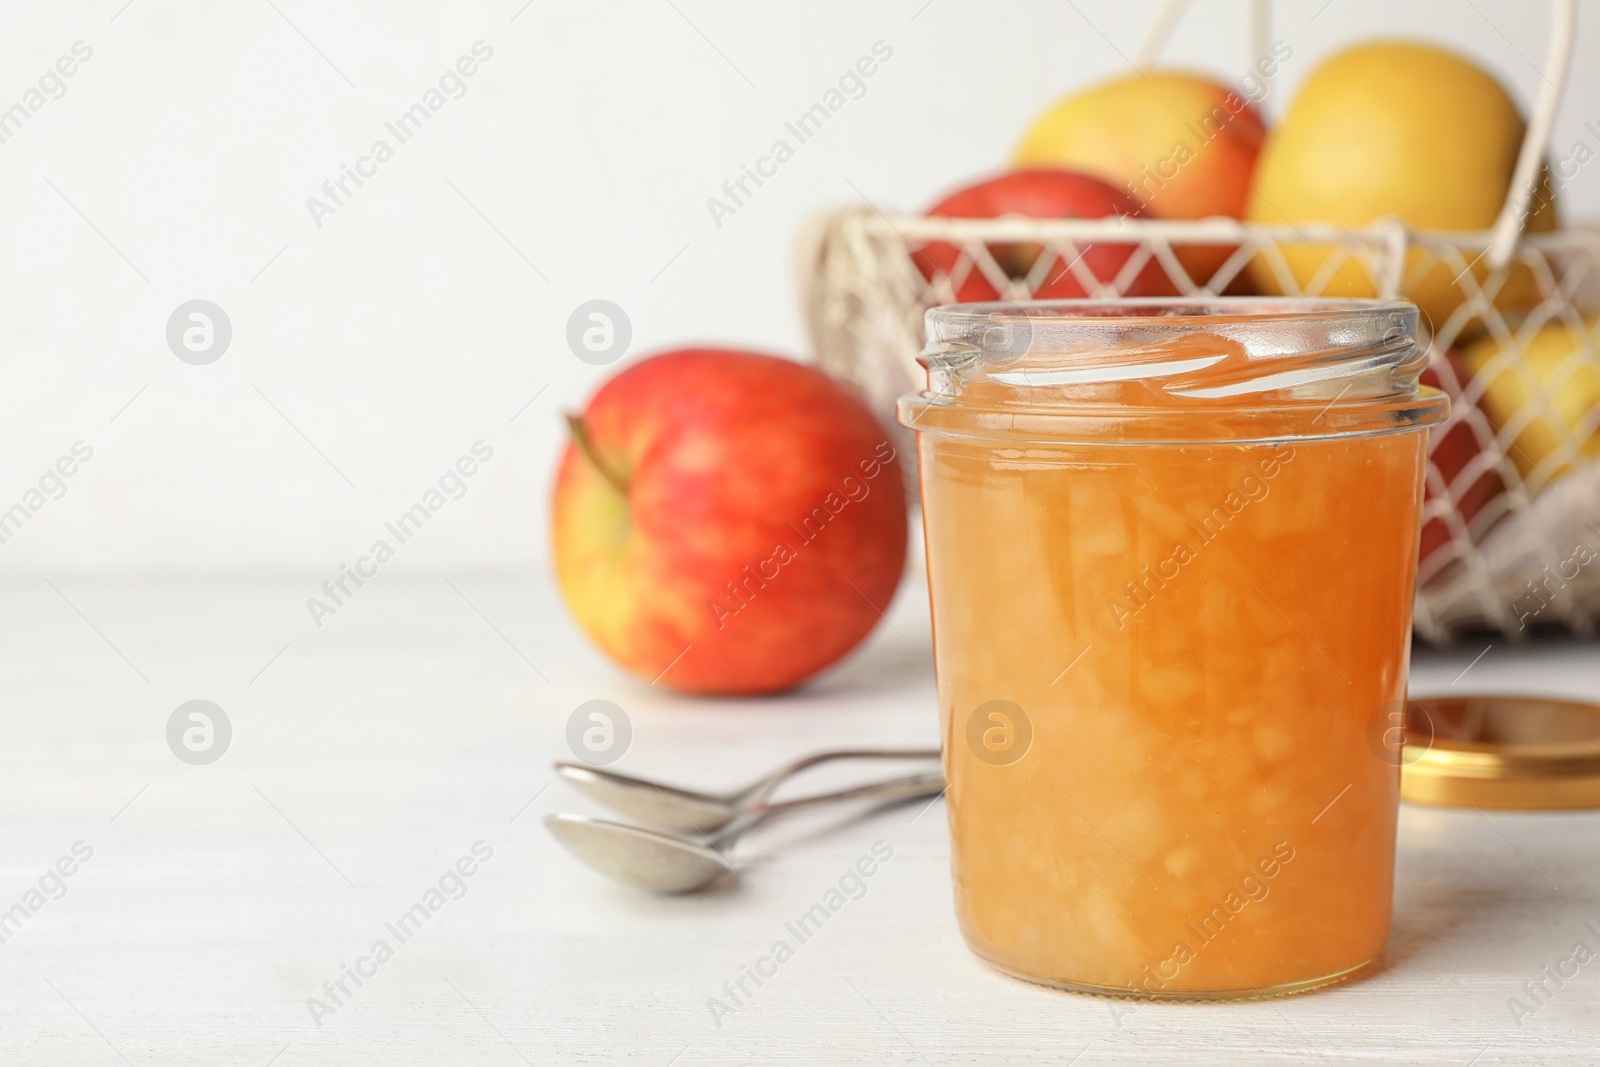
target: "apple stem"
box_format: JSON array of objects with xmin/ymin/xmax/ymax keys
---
[{"xmin": 565, "ymin": 413, "xmax": 630, "ymax": 497}]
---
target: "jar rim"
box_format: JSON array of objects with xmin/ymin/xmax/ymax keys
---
[
  {"xmin": 902, "ymin": 297, "xmax": 1448, "ymax": 445},
  {"xmin": 926, "ymin": 296, "xmax": 1419, "ymax": 330}
]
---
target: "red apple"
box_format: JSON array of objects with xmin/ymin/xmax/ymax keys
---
[
  {"xmin": 912, "ymin": 169, "xmax": 1175, "ymax": 302},
  {"xmin": 553, "ymin": 348, "xmax": 908, "ymax": 695},
  {"xmin": 1418, "ymin": 350, "xmax": 1502, "ymax": 572}
]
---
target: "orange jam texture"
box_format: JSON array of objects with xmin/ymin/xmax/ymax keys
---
[{"xmin": 919, "ymin": 417, "xmax": 1426, "ymax": 995}]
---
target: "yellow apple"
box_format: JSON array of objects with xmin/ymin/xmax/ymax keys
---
[
  {"xmin": 1459, "ymin": 318, "xmax": 1600, "ymax": 481},
  {"xmin": 1246, "ymin": 41, "xmax": 1557, "ymax": 333}
]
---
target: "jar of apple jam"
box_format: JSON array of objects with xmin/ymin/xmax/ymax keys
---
[{"xmin": 898, "ymin": 299, "xmax": 1447, "ymax": 1000}]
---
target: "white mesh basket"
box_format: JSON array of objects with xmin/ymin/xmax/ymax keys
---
[{"xmin": 796, "ymin": 0, "xmax": 1599, "ymax": 643}]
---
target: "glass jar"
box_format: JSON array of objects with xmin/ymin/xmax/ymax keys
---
[{"xmin": 898, "ymin": 298, "xmax": 1447, "ymax": 1000}]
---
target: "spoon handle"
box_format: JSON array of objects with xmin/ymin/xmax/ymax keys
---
[
  {"xmin": 714, "ymin": 769, "xmax": 946, "ymax": 847},
  {"xmin": 734, "ymin": 747, "xmax": 943, "ymax": 808}
]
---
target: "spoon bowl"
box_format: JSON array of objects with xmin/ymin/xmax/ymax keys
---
[
  {"xmin": 544, "ymin": 813, "xmax": 736, "ymax": 893},
  {"xmin": 554, "ymin": 764, "xmax": 738, "ymax": 833}
]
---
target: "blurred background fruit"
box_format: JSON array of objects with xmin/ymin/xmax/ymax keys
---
[
  {"xmin": 1459, "ymin": 317, "xmax": 1600, "ymax": 481},
  {"xmin": 1013, "ymin": 70, "xmax": 1266, "ymax": 281},
  {"xmin": 1418, "ymin": 350, "xmax": 1504, "ymax": 570},
  {"xmin": 913, "ymin": 169, "xmax": 1175, "ymax": 301},
  {"xmin": 552, "ymin": 348, "xmax": 908, "ymax": 695},
  {"xmin": 1246, "ymin": 41, "xmax": 1558, "ymax": 332}
]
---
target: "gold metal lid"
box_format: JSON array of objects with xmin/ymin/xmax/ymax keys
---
[{"xmin": 1402, "ymin": 695, "xmax": 1600, "ymax": 810}]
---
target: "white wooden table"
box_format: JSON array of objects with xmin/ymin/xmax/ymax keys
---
[{"xmin": 5, "ymin": 574, "xmax": 1597, "ymax": 1065}]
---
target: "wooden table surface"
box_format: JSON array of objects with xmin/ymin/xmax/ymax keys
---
[{"xmin": 4, "ymin": 574, "xmax": 1597, "ymax": 1065}]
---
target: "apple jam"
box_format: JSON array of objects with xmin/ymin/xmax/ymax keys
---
[{"xmin": 898, "ymin": 299, "xmax": 1447, "ymax": 999}]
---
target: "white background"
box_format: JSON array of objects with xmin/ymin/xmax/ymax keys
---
[{"xmin": 1, "ymin": 0, "xmax": 1596, "ymax": 577}]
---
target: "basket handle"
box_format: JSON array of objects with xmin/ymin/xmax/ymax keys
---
[
  {"xmin": 1134, "ymin": 0, "xmax": 1273, "ymax": 82},
  {"xmin": 1135, "ymin": 0, "xmax": 1575, "ymax": 270},
  {"xmin": 1487, "ymin": 0, "xmax": 1575, "ymax": 269}
]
